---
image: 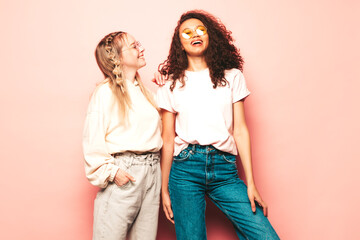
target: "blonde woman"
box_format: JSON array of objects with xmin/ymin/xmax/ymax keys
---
[{"xmin": 83, "ymin": 31, "xmax": 162, "ymax": 240}]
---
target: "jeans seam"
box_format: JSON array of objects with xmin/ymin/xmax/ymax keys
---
[
  {"xmin": 207, "ymin": 192, "xmax": 249, "ymax": 240},
  {"xmin": 99, "ymin": 185, "xmax": 116, "ymax": 239}
]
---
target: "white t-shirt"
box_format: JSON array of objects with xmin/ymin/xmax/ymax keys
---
[{"xmin": 157, "ymin": 68, "xmax": 250, "ymax": 156}]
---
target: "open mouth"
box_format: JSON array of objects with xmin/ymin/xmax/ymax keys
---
[{"xmin": 191, "ymin": 40, "xmax": 203, "ymax": 46}]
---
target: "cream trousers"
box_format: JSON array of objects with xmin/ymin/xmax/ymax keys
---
[{"xmin": 92, "ymin": 152, "xmax": 161, "ymax": 240}]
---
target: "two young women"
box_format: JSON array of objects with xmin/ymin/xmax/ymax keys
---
[{"xmin": 83, "ymin": 10, "xmax": 279, "ymax": 240}]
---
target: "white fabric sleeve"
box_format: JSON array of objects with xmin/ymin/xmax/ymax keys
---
[
  {"xmin": 232, "ymin": 70, "xmax": 251, "ymax": 103},
  {"xmin": 82, "ymin": 87, "xmax": 120, "ymax": 188},
  {"xmin": 156, "ymin": 84, "xmax": 176, "ymax": 113}
]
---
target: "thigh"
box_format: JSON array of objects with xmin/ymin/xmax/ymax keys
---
[
  {"xmin": 93, "ymin": 164, "xmax": 146, "ymax": 240},
  {"xmin": 93, "ymin": 184, "xmax": 135, "ymax": 240},
  {"xmin": 128, "ymin": 164, "xmax": 161, "ymax": 240},
  {"xmin": 169, "ymin": 152, "xmax": 207, "ymax": 240},
  {"xmin": 208, "ymin": 161, "xmax": 279, "ymax": 240}
]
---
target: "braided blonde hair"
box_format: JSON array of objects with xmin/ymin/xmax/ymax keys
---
[{"xmin": 95, "ymin": 31, "xmax": 158, "ymax": 123}]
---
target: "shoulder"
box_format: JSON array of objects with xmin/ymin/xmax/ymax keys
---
[
  {"xmin": 224, "ymin": 68, "xmax": 245, "ymax": 86},
  {"xmin": 157, "ymin": 79, "xmax": 175, "ymax": 93},
  {"xmin": 89, "ymin": 80, "xmax": 113, "ymax": 106},
  {"xmin": 93, "ymin": 80, "xmax": 112, "ymax": 96},
  {"xmin": 224, "ymin": 68, "xmax": 243, "ymax": 79}
]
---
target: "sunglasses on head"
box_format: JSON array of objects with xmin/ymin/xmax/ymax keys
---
[{"xmin": 181, "ymin": 25, "xmax": 207, "ymax": 39}]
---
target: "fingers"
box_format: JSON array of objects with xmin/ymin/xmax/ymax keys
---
[
  {"xmin": 124, "ymin": 172, "xmax": 136, "ymax": 182},
  {"xmin": 263, "ymin": 204, "xmax": 268, "ymax": 217},
  {"xmin": 254, "ymin": 197, "xmax": 268, "ymax": 217},
  {"xmin": 114, "ymin": 177, "xmax": 129, "ymax": 187},
  {"xmin": 159, "ymin": 72, "xmax": 165, "ymax": 85},
  {"xmin": 152, "ymin": 72, "xmax": 166, "ymax": 86},
  {"xmin": 161, "ymin": 191, "xmax": 174, "ymax": 224},
  {"xmin": 257, "ymin": 199, "xmax": 268, "ymax": 217},
  {"xmin": 114, "ymin": 169, "xmax": 135, "ymax": 186},
  {"xmin": 250, "ymin": 197, "xmax": 256, "ymax": 213},
  {"xmin": 163, "ymin": 203, "xmax": 174, "ymax": 224}
]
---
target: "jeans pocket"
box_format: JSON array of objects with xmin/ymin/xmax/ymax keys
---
[
  {"xmin": 117, "ymin": 181, "xmax": 131, "ymax": 189},
  {"xmin": 222, "ymin": 152, "xmax": 236, "ymax": 163},
  {"xmin": 173, "ymin": 149, "xmax": 191, "ymax": 162}
]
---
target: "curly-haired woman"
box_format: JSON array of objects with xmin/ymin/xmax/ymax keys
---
[
  {"xmin": 83, "ymin": 32, "xmax": 162, "ymax": 240},
  {"xmin": 156, "ymin": 10, "xmax": 280, "ymax": 240}
]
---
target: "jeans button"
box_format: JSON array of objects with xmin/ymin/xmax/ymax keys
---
[{"xmin": 189, "ymin": 150, "xmax": 193, "ymax": 154}]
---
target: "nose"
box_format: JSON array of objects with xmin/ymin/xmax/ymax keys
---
[
  {"xmin": 192, "ymin": 32, "xmax": 199, "ymax": 38},
  {"xmin": 137, "ymin": 42, "xmax": 145, "ymax": 52},
  {"xmin": 191, "ymin": 29, "xmax": 200, "ymax": 38}
]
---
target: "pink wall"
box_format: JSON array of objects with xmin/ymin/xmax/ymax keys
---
[{"xmin": 1, "ymin": 0, "xmax": 359, "ymax": 239}]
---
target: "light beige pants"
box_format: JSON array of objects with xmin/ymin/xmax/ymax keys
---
[{"xmin": 92, "ymin": 152, "xmax": 161, "ymax": 240}]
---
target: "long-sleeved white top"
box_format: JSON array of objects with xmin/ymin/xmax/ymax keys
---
[{"xmin": 83, "ymin": 79, "xmax": 162, "ymax": 188}]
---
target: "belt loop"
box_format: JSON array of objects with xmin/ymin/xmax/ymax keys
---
[{"xmin": 127, "ymin": 153, "xmax": 134, "ymax": 169}]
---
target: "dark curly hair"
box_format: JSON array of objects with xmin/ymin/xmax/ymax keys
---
[{"xmin": 158, "ymin": 10, "xmax": 244, "ymax": 91}]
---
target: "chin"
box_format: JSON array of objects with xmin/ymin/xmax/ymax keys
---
[
  {"xmin": 185, "ymin": 47, "xmax": 207, "ymax": 56},
  {"xmin": 139, "ymin": 62, "xmax": 146, "ymax": 69},
  {"xmin": 188, "ymin": 51, "xmax": 206, "ymax": 57}
]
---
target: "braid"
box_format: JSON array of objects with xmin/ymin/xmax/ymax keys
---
[
  {"xmin": 95, "ymin": 31, "xmax": 159, "ymax": 124},
  {"xmin": 104, "ymin": 32, "xmax": 125, "ymax": 93}
]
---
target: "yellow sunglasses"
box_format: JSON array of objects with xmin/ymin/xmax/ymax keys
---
[{"xmin": 181, "ymin": 25, "xmax": 208, "ymax": 39}]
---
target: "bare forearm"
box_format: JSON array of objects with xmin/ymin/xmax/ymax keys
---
[
  {"xmin": 160, "ymin": 110, "xmax": 176, "ymax": 192},
  {"xmin": 161, "ymin": 140, "xmax": 174, "ymax": 191},
  {"xmin": 234, "ymin": 126, "xmax": 255, "ymax": 186}
]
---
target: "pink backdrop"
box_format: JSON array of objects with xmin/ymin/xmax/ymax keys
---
[{"xmin": 1, "ymin": 0, "xmax": 359, "ymax": 239}]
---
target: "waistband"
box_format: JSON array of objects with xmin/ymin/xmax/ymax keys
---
[
  {"xmin": 187, "ymin": 144, "xmax": 219, "ymax": 153},
  {"xmin": 112, "ymin": 151, "xmax": 160, "ymax": 168}
]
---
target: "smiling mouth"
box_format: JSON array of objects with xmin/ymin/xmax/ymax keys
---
[{"xmin": 191, "ymin": 40, "xmax": 203, "ymax": 45}]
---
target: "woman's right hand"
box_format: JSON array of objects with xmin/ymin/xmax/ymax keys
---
[
  {"xmin": 114, "ymin": 169, "xmax": 135, "ymax": 187},
  {"xmin": 162, "ymin": 189, "xmax": 174, "ymax": 224},
  {"xmin": 152, "ymin": 72, "xmax": 167, "ymax": 86}
]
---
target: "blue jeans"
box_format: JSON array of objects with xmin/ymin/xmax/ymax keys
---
[{"xmin": 169, "ymin": 144, "xmax": 280, "ymax": 240}]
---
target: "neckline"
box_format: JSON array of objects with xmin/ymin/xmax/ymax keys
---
[
  {"xmin": 185, "ymin": 68, "xmax": 209, "ymax": 74},
  {"xmin": 125, "ymin": 78, "xmax": 139, "ymax": 87}
]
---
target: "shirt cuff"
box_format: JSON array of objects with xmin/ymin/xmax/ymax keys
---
[{"xmin": 109, "ymin": 165, "xmax": 120, "ymax": 182}]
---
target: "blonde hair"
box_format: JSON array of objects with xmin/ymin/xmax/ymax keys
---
[{"xmin": 95, "ymin": 31, "xmax": 158, "ymax": 123}]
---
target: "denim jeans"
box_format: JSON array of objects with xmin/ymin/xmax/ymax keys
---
[{"xmin": 169, "ymin": 144, "xmax": 280, "ymax": 240}]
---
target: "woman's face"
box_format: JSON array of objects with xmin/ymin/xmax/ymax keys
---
[
  {"xmin": 179, "ymin": 18, "xmax": 209, "ymax": 57},
  {"xmin": 119, "ymin": 34, "xmax": 146, "ymax": 70}
]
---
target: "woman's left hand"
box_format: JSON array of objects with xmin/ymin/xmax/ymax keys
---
[{"xmin": 247, "ymin": 183, "xmax": 268, "ymax": 217}]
